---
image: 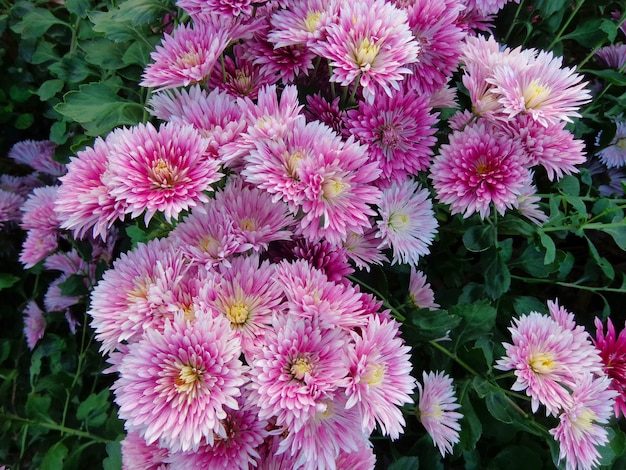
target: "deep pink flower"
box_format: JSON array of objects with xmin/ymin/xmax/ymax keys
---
[
  {"xmin": 431, "ymin": 120, "xmax": 531, "ymax": 219},
  {"xmin": 345, "ymin": 87, "xmax": 438, "ymax": 182},
  {"xmin": 311, "ymin": 0, "xmax": 420, "ymax": 103},
  {"xmin": 140, "ymin": 21, "xmax": 231, "ymax": 90},
  {"xmin": 593, "ymin": 317, "xmax": 626, "ymax": 418},
  {"xmin": 550, "ymin": 373, "xmax": 617, "ymax": 470},
  {"xmin": 177, "ymin": 0, "xmax": 254, "ymax": 18},
  {"xmin": 417, "ymin": 371, "xmax": 463, "ymax": 457},
  {"xmin": 23, "ymin": 300, "xmax": 46, "ymax": 350},
  {"xmin": 304, "ymin": 94, "xmax": 347, "ymax": 137},
  {"xmin": 376, "ymin": 178, "xmax": 438, "ymax": 266},
  {"xmin": 289, "ymin": 238, "xmax": 354, "ymax": 283},
  {"xmin": 343, "ymin": 315, "xmax": 415, "ymax": 439},
  {"xmin": 113, "ymin": 311, "xmax": 246, "ymax": 453},
  {"xmin": 105, "ymin": 121, "xmax": 222, "ymax": 224}
]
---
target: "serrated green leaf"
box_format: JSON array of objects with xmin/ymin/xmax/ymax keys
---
[
  {"xmin": 404, "ymin": 308, "xmax": 461, "ymax": 342},
  {"xmin": 463, "ymin": 225, "xmax": 495, "ymax": 252},
  {"xmin": 37, "ymin": 79, "xmax": 64, "ymax": 101},
  {"xmin": 65, "ymin": 0, "xmax": 91, "ymax": 17},
  {"xmin": 77, "ymin": 389, "xmax": 110, "ymax": 428},
  {"xmin": 41, "ymin": 442, "xmax": 68, "ymax": 470},
  {"xmin": 55, "ymin": 83, "xmax": 143, "ymax": 136},
  {"xmin": 0, "ymin": 273, "xmax": 19, "ymax": 290},
  {"xmin": 89, "ymin": 0, "xmax": 164, "ymax": 43},
  {"xmin": 103, "ymin": 441, "xmax": 122, "ymax": 470},
  {"xmin": 450, "ymin": 300, "xmax": 497, "ymax": 346},
  {"xmin": 484, "ymin": 250, "xmax": 510, "ymax": 299},
  {"xmin": 82, "ymin": 38, "xmax": 127, "ymax": 69},
  {"xmin": 49, "ymin": 54, "xmax": 93, "ymax": 83},
  {"xmin": 31, "ymin": 40, "xmax": 60, "ymax": 64},
  {"xmin": 122, "ymin": 38, "xmax": 158, "ymax": 67},
  {"xmin": 25, "ymin": 393, "xmax": 52, "ymax": 421},
  {"xmin": 11, "ymin": 8, "xmax": 69, "ymax": 39}
]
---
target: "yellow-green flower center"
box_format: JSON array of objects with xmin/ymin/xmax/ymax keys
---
[
  {"xmin": 354, "ymin": 38, "xmax": 379, "ymax": 69},
  {"xmin": 529, "ymin": 352, "xmax": 556, "ymax": 374},
  {"xmin": 364, "ymin": 363, "xmax": 385, "ymax": 386},
  {"xmin": 290, "ymin": 356, "xmax": 313, "ymax": 381},
  {"xmin": 304, "ymin": 11, "xmax": 322, "ymax": 33},
  {"xmin": 175, "ymin": 364, "xmax": 203, "ymax": 393},
  {"xmin": 523, "ymin": 80, "xmax": 551, "ymax": 109},
  {"xmin": 226, "ymin": 301, "xmax": 250, "ymax": 326}
]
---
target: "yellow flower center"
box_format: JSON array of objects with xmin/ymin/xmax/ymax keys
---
[
  {"xmin": 178, "ymin": 49, "xmax": 202, "ymax": 68},
  {"xmin": 617, "ymin": 137, "xmax": 626, "ymax": 149},
  {"xmin": 323, "ymin": 177, "xmax": 348, "ymax": 200},
  {"xmin": 354, "ymin": 38, "xmax": 379, "ymax": 69},
  {"xmin": 150, "ymin": 158, "xmax": 177, "ymax": 189},
  {"xmin": 523, "ymin": 80, "xmax": 551, "ymax": 109},
  {"xmin": 225, "ymin": 301, "xmax": 250, "ymax": 326},
  {"xmin": 199, "ymin": 235, "xmax": 219, "ymax": 254},
  {"xmin": 304, "ymin": 11, "xmax": 322, "ymax": 33},
  {"xmin": 575, "ymin": 408, "xmax": 597, "ymax": 432},
  {"xmin": 529, "ymin": 352, "xmax": 556, "ymax": 374},
  {"xmin": 389, "ymin": 212, "xmax": 410, "ymax": 231},
  {"xmin": 422, "ymin": 403, "xmax": 444, "ymax": 420},
  {"xmin": 239, "ymin": 217, "xmax": 256, "ymax": 232},
  {"xmin": 364, "ymin": 363, "xmax": 385, "ymax": 386},
  {"xmin": 175, "ymin": 364, "xmax": 203, "ymax": 393},
  {"xmin": 290, "ymin": 357, "xmax": 313, "ymax": 381},
  {"xmin": 286, "ymin": 151, "xmax": 303, "ymax": 179}
]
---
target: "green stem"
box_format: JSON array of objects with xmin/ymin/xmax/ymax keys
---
[
  {"xmin": 547, "ymin": 0, "xmax": 586, "ymax": 51},
  {"xmin": 3, "ymin": 414, "xmax": 112, "ymax": 443},
  {"xmin": 511, "ymin": 275, "xmax": 625, "ymax": 293},
  {"xmin": 502, "ymin": 0, "xmax": 525, "ymax": 45},
  {"xmin": 346, "ymin": 275, "xmax": 405, "ymax": 321},
  {"xmin": 428, "ymin": 340, "xmax": 481, "ymax": 377}
]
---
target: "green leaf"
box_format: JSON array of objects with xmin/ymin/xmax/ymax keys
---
[
  {"xmin": 450, "ymin": 300, "xmax": 497, "ymax": 346},
  {"xmin": 82, "ymin": 38, "xmax": 128, "ymax": 69},
  {"xmin": 463, "ymin": 225, "xmax": 495, "ymax": 252},
  {"xmin": 103, "ymin": 441, "xmax": 123, "ymax": 470},
  {"xmin": 484, "ymin": 391, "xmax": 541, "ymax": 436},
  {"xmin": 15, "ymin": 113, "xmax": 34, "ymax": 129},
  {"xmin": 598, "ymin": 427, "xmax": 626, "ymax": 466},
  {"xmin": 517, "ymin": 244, "xmax": 558, "ymax": 278},
  {"xmin": 586, "ymin": 238, "xmax": 615, "ymax": 281},
  {"xmin": 49, "ymin": 54, "xmax": 93, "ymax": 83},
  {"xmin": 122, "ymin": 39, "xmax": 158, "ymax": 67},
  {"xmin": 126, "ymin": 224, "xmax": 148, "ymax": 248},
  {"xmin": 556, "ymin": 175, "xmax": 580, "ymax": 196},
  {"xmin": 538, "ymin": 231, "xmax": 556, "ymax": 265},
  {"xmin": 25, "ymin": 393, "xmax": 52, "ymax": 422},
  {"xmin": 512, "ymin": 296, "xmax": 547, "ymax": 316},
  {"xmin": 89, "ymin": 0, "xmax": 165, "ymax": 43},
  {"xmin": 560, "ymin": 18, "xmax": 608, "ymax": 48},
  {"xmin": 11, "ymin": 8, "xmax": 69, "ymax": 39},
  {"xmin": 37, "ymin": 79, "xmax": 64, "ymax": 101},
  {"xmin": 0, "ymin": 273, "xmax": 19, "ymax": 290},
  {"xmin": 50, "ymin": 120, "xmax": 68, "ymax": 145},
  {"xmin": 389, "ymin": 457, "xmax": 420, "ymax": 470},
  {"xmin": 484, "ymin": 250, "xmax": 510, "ymax": 299},
  {"xmin": 584, "ymin": 69, "xmax": 626, "ymax": 87},
  {"xmin": 77, "ymin": 389, "xmax": 110, "ymax": 428},
  {"xmin": 31, "ymin": 40, "xmax": 60, "ymax": 64},
  {"xmin": 602, "ymin": 215, "xmax": 626, "ymax": 250},
  {"xmin": 55, "ymin": 83, "xmax": 143, "ymax": 136},
  {"xmin": 40, "ymin": 442, "xmax": 68, "ymax": 470},
  {"xmin": 58, "ymin": 274, "xmax": 88, "ymax": 298},
  {"xmin": 404, "ymin": 308, "xmax": 461, "ymax": 342},
  {"xmin": 459, "ymin": 391, "xmax": 483, "ymax": 452},
  {"xmin": 488, "ymin": 445, "xmax": 543, "ymax": 470},
  {"xmin": 65, "ymin": 0, "xmax": 91, "ymax": 18}
]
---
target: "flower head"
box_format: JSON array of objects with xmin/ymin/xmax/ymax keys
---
[
  {"xmin": 593, "ymin": 317, "xmax": 626, "ymax": 418},
  {"xmin": 597, "ymin": 120, "xmax": 626, "ymax": 168},
  {"xmin": 23, "ymin": 300, "xmax": 46, "ymax": 350},
  {"xmin": 409, "ymin": 268, "xmax": 439, "ymax": 310},
  {"xmin": 417, "ymin": 371, "xmax": 463, "ymax": 457},
  {"xmin": 8, "ymin": 140, "xmax": 65, "ymax": 176}
]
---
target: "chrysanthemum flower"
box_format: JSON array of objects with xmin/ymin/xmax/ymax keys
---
[
  {"xmin": 56, "ymin": 136, "xmax": 126, "ymax": 240},
  {"xmin": 0, "ymin": 174, "xmax": 41, "ymax": 198},
  {"xmin": 593, "ymin": 317, "xmax": 626, "ymax": 418},
  {"xmin": 335, "ymin": 439, "xmax": 376, "ymax": 470},
  {"xmin": 88, "ymin": 238, "xmax": 187, "ymax": 353},
  {"xmin": 417, "ymin": 371, "xmax": 463, "ymax": 457},
  {"xmin": 311, "ymin": 0, "xmax": 420, "ymax": 103},
  {"xmin": 343, "ymin": 228, "xmax": 388, "ymax": 271},
  {"xmin": 120, "ymin": 430, "xmax": 170, "ymax": 470},
  {"xmin": 249, "ymin": 315, "xmax": 349, "ymax": 430},
  {"xmin": 409, "ymin": 268, "xmax": 439, "ymax": 310},
  {"xmin": 267, "ymin": 0, "xmax": 337, "ymax": 48},
  {"xmin": 0, "ymin": 189, "xmax": 24, "ymax": 228},
  {"xmin": 596, "ymin": 44, "xmax": 626, "ymax": 70},
  {"xmin": 177, "ymin": 0, "xmax": 254, "ymax": 18},
  {"xmin": 20, "ymin": 186, "xmax": 59, "ymax": 232},
  {"xmin": 343, "ymin": 315, "xmax": 415, "ymax": 439},
  {"xmin": 376, "ymin": 178, "xmax": 438, "ymax": 266},
  {"xmin": 167, "ymin": 389, "xmax": 268, "ymax": 469},
  {"xmin": 44, "ymin": 276, "xmax": 81, "ymax": 313},
  {"xmin": 140, "ymin": 20, "xmax": 231, "ymax": 90},
  {"xmin": 515, "ymin": 181, "xmax": 549, "ymax": 226},
  {"xmin": 597, "ymin": 120, "xmax": 626, "ymax": 168},
  {"xmin": 503, "ymin": 114, "xmax": 586, "ymax": 181},
  {"xmin": 399, "ymin": 0, "xmax": 466, "ymax": 94},
  {"xmin": 345, "ymin": 86, "xmax": 438, "ymax": 182},
  {"xmin": 148, "ymin": 85, "xmax": 208, "ymax": 122},
  {"xmin": 113, "ymin": 311, "xmax": 246, "ymax": 453},
  {"xmin": 19, "ymin": 229, "xmax": 58, "ymax": 269},
  {"xmin": 289, "ymin": 238, "xmax": 354, "ymax": 283},
  {"xmin": 430, "ymin": 121, "xmax": 531, "ymax": 219},
  {"xmin": 495, "ymin": 305, "xmax": 604, "ymax": 416},
  {"xmin": 23, "ymin": 300, "xmax": 46, "ymax": 350},
  {"xmin": 550, "ymin": 373, "xmax": 617, "ymax": 470},
  {"xmin": 8, "ymin": 139, "xmax": 65, "ymax": 176},
  {"xmin": 105, "ymin": 121, "xmax": 222, "ymax": 224}
]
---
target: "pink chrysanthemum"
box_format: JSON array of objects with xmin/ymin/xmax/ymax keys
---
[
  {"xmin": 19, "ymin": 229, "xmax": 58, "ymax": 269},
  {"xmin": 167, "ymin": 390, "xmax": 268, "ymax": 469},
  {"xmin": 486, "ymin": 47, "xmax": 591, "ymax": 127},
  {"xmin": 503, "ymin": 114, "xmax": 586, "ymax": 181},
  {"xmin": 120, "ymin": 430, "xmax": 170, "ymax": 470},
  {"xmin": 495, "ymin": 303, "xmax": 604, "ymax": 416},
  {"xmin": 203, "ymin": 256, "xmax": 284, "ymax": 358},
  {"xmin": 596, "ymin": 44, "xmax": 626, "ymax": 70},
  {"xmin": 304, "ymin": 94, "xmax": 347, "ymax": 136},
  {"xmin": 345, "ymin": 87, "xmax": 438, "ymax": 181},
  {"xmin": 23, "ymin": 300, "xmax": 46, "ymax": 350},
  {"xmin": 550, "ymin": 373, "xmax": 617, "ymax": 470},
  {"xmin": 249, "ymin": 315, "xmax": 349, "ymax": 430},
  {"xmin": 20, "ymin": 186, "xmax": 59, "ymax": 232},
  {"xmin": 417, "ymin": 371, "xmax": 463, "ymax": 457},
  {"xmin": 56, "ymin": 136, "xmax": 126, "ymax": 240},
  {"xmin": 267, "ymin": 0, "xmax": 337, "ymax": 48},
  {"xmin": 289, "ymin": 238, "xmax": 354, "ymax": 283},
  {"xmin": 343, "ymin": 315, "xmax": 415, "ymax": 439},
  {"xmin": 597, "ymin": 120, "xmax": 626, "ymax": 168},
  {"xmin": 593, "ymin": 317, "xmax": 626, "ymax": 418},
  {"xmin": 147, "ymin": 85, "xmax": 208, "ymax": 122},
  {"xmin": 177, "ymin": 0, "xmax": 254, "ymax": 18},
  {"xmin": 399, "ymin": 0, "xmax": 466, "ymax": 94},
  {"xmin": 409, "ymin": 268, "xmax": 439, "ymax": 310},
  {"xmin": 105, "ymin": 121, "xmax": 222, "ymax": 224},
  {"xmin": 515, "ymin": 180, "xmax": 549, "ymax": 226},
  {"xmin": 140, "ymin": 21, "xmax": 231, "ymax": 90},
  {"xmin": 44, "ymin": 275, "xmax": 81, "ymax": 313},
  {"xmin": 310, "ymin": 0, "xmax": 420, "ymax": 103},
  {"xmin": 343, "ymin": 228, "xmax": 389, "ymax": 271},
  {"xmin": 0, "ymin": 174, "xmax": 41, "ymax": 198},
  {"xmin": 88, "ymin": 238, "xmax": 188, "ymax": 354},
  {"xmin": 376, "ymin": 178, "xmax": 438, "ymax": 266},
  {"xmin": 336, "ymin": 439, "xmax": 377, "ymax": 470},
  {"xmin": 8, "ymin": 139, "xmax": 65, "ymax": 176},
  {"xmin": 0, "ymin": 189, "xmax": 24, "ymax": 228},
  {"xmin": 113, "ymin": 311, "xmax": 246, "ymax": 452},
  {"xmin": 431, "ymin": 121, "xmax": 531, "ymax": 219}
]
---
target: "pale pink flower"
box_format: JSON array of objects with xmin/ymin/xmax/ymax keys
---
[
  {"xmin": 147, "ymin": 85, "xmax": 208, "ymax": 121},
  {"xmin": 431, "ymin": 121, "xmax": 531, "ymax": 219},
  {"xmin": 515, "ymin": 181, "xmax": 549, "ymax": 226},
  {"xmin": 267, "ymin": 0, "xmax": 337, "ymax": 48},
  {"xmin": 376, "ymin": 178, "xmax": 438, "ymax": 266},
  {"xmin": 8, "ymin": 139, "xmax": 65, "ymax": 176},
  {"xmin": 409, "ymin": 268, "xmax": 439, "ymax": 310},
  {"xmin": 19, "ymin": 229, "xmax": 58, "ymax": 268},
  {"xmin": 23, "ymin": 300, "xmax": 46, "ymax": 350},
  {"xmin": 343, "ymin": 315, "xmax": 415, "ymax": 439},
  {"xmin": 597, "ymin": 120, "xmax": 626, "ymax": 168},
  {"xmin": 311, "ymin": 0, "xmax": 420, "ymax": 103},
  {"xmin": 105, "ymin": 122, "xmax": 222, "ymax": 224},
  {"xmin": 140, "ymin": 21, "xmax": 231, "ymax": 90},
  {"xmin": 417, "ymin": 371, "xmax": 463, "ymax": 457},
  {"xmin": 593, "ymin": 317, "xmax": 626, "ymax": 418},
  {"xmin": 20, "ymin": 186, "xmax": 59, "ymax": 232},
  {"xmin": 177, "ymin": 0, "xmax": 254, "ymax": 18},
  {"xmin": 121, "ymin": 431, "xmax": 170, "ymax": 470},
  {"xmin": 345, "ymin": 86, "xmax": 438, "ymax": 181},
  {"xmin": 113, "ymin": 311, "xmax": 246, "ymax": 453},
  {"xmin": 343, "ymin": 228, "xmax": 388, "ymax": 271},
  {"xmin": 550, "ymin": 373, "xmax": 617, "ymax": 470},
  {"xmin": 335, "ymin": 439, "xmax": 376, "ymax": 470}
]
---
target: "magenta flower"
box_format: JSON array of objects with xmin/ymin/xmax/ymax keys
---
[
  {"xmin": 289, "ymin": 238, "xmax": 354, "ymax": 283},
  {"xmin": 376, "ymin": 178, "xmax": 438, "ymax": 266},
  {"xmin": 113, "ymin": 311, "xmax": 246, "ymax": 453},
  {"xmin": 105, "ymin": 121, "xmax": 222, "ymax": 225},
  {"xmin": 140, "ymin": 20, "xmax": 231, "ymax": 90},
  {"xmin": 343, "ymin": 315, "xmax": 415, "ymax": 439},
  {"xmin": 304, "ymin": 94, "xmax": 347, "ymax": 136},
  {"xmin": 345, "ymin": 86, "xmax": 438, "ymax": 182},
  {"xmin": 417, "ymin": 371, "xmax": 463, "ymax": 457},
  {"xmin": 23, "ymin": 300, "xmax": 46, "ymax": 350},
  {"xmin": 311, "ymin": 0, "xmax": 420, "ymax": 103},
  {"xmin": 593, "ymin": 317, "xmax": 626, "ymax": 418},
  {"xmin": 550, "ymin": 373, "xmax": 617, "ymax": 470},
  {"xmin": 431, "ymin": 120, "xmax": 531, "ymax": 219},
  {"xmin": 409, "ymin": 268, "xmax": 439, "ymax": 310}
]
